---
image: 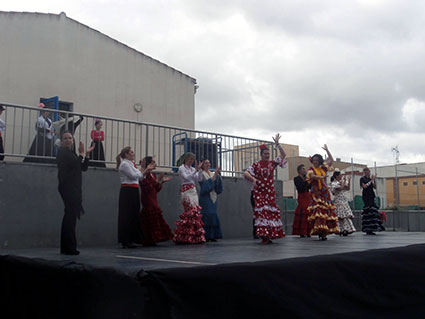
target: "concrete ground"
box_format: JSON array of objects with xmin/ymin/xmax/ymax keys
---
[{"xmin": 1, "ymin": 232, "xmax": 425, "ymax": 274}]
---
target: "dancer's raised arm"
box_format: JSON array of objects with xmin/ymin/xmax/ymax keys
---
[
  {"xmin": 272, "ymin": 133, "xmax": 286, "ymax": 159},
  {"xmin": 322, "ymin": 144, "xmax": 333, "ymax": 166}
]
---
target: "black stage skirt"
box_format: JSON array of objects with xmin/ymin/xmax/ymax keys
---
[
  {"xmin": 23, "ymin": 133, "xmax": 55, "ymax": 163},
  {"xmin": 118, "ymin": 187, "xmax": 144, "ymax": 244},
  {"xmin": 89, "ymin": 140, "xmax": 106, "ymax": 167},
  {"xmin": 362, "ymin": 204, "xmax": 385, "ymax": 233},
  {"xmin": 0, "ymin": 135, "xmax": 4, "ymax": 161}
]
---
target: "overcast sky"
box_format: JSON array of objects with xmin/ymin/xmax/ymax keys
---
[{"xmin": 3, "ymin": 0, "xmax": 425, "ymax": 166}]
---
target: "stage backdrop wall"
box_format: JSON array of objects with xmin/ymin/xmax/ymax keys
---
[
  {"xmin": 0, "ymin": 162, "xmax": 282, "ymax": 249},
  {"xmin": 1, "ymin": 162, "xmax": 424, "ymax": 249}
]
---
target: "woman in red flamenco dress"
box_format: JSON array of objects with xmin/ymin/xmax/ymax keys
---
[
  {"xmin": 306, "ymin": 145, "xmax": 339, "ymax": 240},
  {"xmin": 173, "ymin": 152, "xmax": 206, "ymax": 244},
  {"xmin": 292, "ymin": 164, "xmax": 312, "ymax": 237},
  {"xmin": 244, "ymin": 133, "xmax": 287, "ymax": 245},
  {"xmin": 139, "ymin": 156, "xmax": 174, "ymax": 246}
]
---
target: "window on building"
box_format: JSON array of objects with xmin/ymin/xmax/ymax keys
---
[
  {"xmin": 40, "ymin": 97, "xmax": 74, "ymax": 121},
  {"xmin": 413, "ymin": 181, "xmax": 418, "ymax": 186},
  {"xmin": 58, "ymin": 101, "xmax": 73, "ymax": 113},
  {"xmin": 403, "ymin": 182, "xmax": 408, "ymax": 186},
  {"xmin": 422, "ymin": 181, "xmax": 425, "ymax": 185}
]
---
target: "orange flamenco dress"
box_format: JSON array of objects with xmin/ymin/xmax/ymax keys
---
[{"xmin": 306, "ymin": 164, "xmax": 339, "ymax": 237}]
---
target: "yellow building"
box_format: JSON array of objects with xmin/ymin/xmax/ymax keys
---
[
  {"xmin": 285, "ymin": 156, "xmax": 366, "ymax": 180},
  {"xmin": 233, "ymin": 141, "xmax": 299, "ymax": 172},
  {"xmin": 386, "ymin": 176, "xmax": 425, "ymax": 208}
]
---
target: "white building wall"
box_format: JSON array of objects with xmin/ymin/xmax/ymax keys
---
[
  {"xmin": 375, "ymin": 163, "xmax": 425, "ymax": 178},
  {"xmin": 0, "ymin": 12, "xmax": 196, "ymax": 128}
]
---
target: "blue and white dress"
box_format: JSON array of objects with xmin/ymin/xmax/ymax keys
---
[{"xmin": 199, "ymin": 170, "xmax": 224, "ymax": 240}]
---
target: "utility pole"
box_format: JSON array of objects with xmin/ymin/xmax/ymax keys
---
[
  {"xmin": 392, "ymin": 146, "xmax": 400, "ymax": 209},
  {"xmin": 416, "ymin": 167, "xmax": 420, "ymax": 208}
]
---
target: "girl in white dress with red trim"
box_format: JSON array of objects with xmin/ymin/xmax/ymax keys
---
[
  {"xmin": 244, "ymin": 134, "xmax": 287, "ymax": 244},
  {"xmin": 173, "ymin": 152, "xmax": 206, "ymax": 244}
]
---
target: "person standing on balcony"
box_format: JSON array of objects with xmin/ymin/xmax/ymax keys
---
[
  {"xmin": 139, "ymin": 156, "xmax": 174, "ymax": 246},
  {"xmin": 57, "ymin": 131, "xmax": 95, "ymax": 255},
  {"xmin": 360, "ymin": 167, "xmax": 384, "ymax": 235},
  {"xmin": 292, "ymin": 164, "xmax": 312, "ymax": 237},
  {"xmin": 306, "ymin": 146, "xmax": 339, "ymax": 240},
  {"xmin": 89, "ymin": 119, "xmax": 106, "ymax": 167},
  {"xmin": 24, "ymin": 103, "xmax": 55, "ymax": 163},
  {"xmin": 330, "ymin": 170, "xmax": 356, "ymax": 236},
  {"xmin": 173, "ymin": 152, "xmax": 206, "ymax": 244},
  {"xmin": 0, "ymin": 105, "xmax": 5, "ymax": 161},
  {"xmin": 199, "ymin": 160, "xmax": 223, "ymax": 242},
  {"xmin": 244, "ymin": 134, "xmax": 287, "ymax": 245},
  {"xmin": 117, "ymin": 147, "xmax": 154, "ymax": 248}
]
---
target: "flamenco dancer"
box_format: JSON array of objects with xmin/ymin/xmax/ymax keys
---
[
  {"xmin": 292, "ymin": 164, "xmax": 312, "ymax": 237},
  {"xmin": 330, "ymin": 170, "xmax": 356, "ymax": 236},
  {"xmin": 306, "ymin": 145, "xmax": 339, "ymax": 240},
  {"xmin": 360, "ymin": 167, "xmax": 384, "ymax": 235},
  {"xmin": 244, "ymin": 133, "xmax": 287, "ymax": 245},
  {"xmin": 199, "ymin": 160, "xmax": 224, "ymax": 242},
  {"xmin": 116, "ymin": 146, "xmax": 154, "ymax": 248},
  {"xmin": 139, "ymin": 156, "xmax": 173, "ymax": 246},
  {"xmin": 173, "ymin": 152, "xmax": 206, "ymax": 244}
]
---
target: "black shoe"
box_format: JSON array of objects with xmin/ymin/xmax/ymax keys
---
[
  {"xmin": 61, "ymin": 249, "xmax": 80, "ymax": 255},
  {"xmin": 210, "ymin": 239, "xmax": 217, "ymax": 242},
  {"xmin": 122, "ymin": 243, "xmax": 137, "ymax": 248},
  {"xmin": 366, "ymin": 232, "xmax": 376, "ymax": 235},
  {"xmin": 319, "ymin": 235, "xmax": 327, "ymax": 241}
]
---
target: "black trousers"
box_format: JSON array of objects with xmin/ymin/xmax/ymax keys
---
[
  {"xmin": 59, "ymin": 193, "xmax": 79, "ymax": 252},
  {"xmin": 118, "ymin": 187, "xmax": 144, "ymax": 245},
  {"xmin": 0, "ymin": 136, "xmax": 4, "ymax": 161},
  {"xmin": 251, "ymin": 191, "xmax": 258, "ymax": 238}
]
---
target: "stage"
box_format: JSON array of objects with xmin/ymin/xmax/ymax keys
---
[
  {"xmin": 2, "ymin": 232, "xmax": 425, "ymax": 272},
  {"xmin": 2, "ymin": 232, "xmax": 425, "ymax": 318}
]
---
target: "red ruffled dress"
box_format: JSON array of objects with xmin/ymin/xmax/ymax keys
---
[
  {"xmin": 140, "ymin": 173, "xmax": 173, "ymax": 245},
  {"xmin": 173, "ymin": 165, "xmax": 206, "ymax": 244},
  {"xmin": 306, "ymin": 164, "xmax": 339, "ymax": 236},
  {"xmin": 248, "ymin": 157, "xmax": 287, "ymax": 240},
  {"xmin": 292, "ymin": 176, "xmax": 312, "ymax": 236}
]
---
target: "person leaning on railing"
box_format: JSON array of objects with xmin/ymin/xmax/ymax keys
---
[
  {"xmin": 23, "ymin": 103, "xmax": 55, "ymax": 163},
  {"xmin": 0, "ymin": 105, "xmax": 5, "ymax": 161},
  {"xmin": 89, "ymin": 118, "xmax": 106, "ymax": 167}
]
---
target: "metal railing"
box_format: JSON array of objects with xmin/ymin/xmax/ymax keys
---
[{"xmin": 0, "ymin": 102, "xmax": 278, "ymax": 176}]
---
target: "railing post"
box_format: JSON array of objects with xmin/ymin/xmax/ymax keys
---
[{"xmin": 145, "ymin": 125, "xmax": 149, "ymax": 157}]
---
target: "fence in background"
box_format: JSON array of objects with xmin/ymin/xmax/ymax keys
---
[
  {"xmin": 0, "ymin": 102, "xmax": 278, "ymax": 177},
  {"xmin": 1, "ymin": 102, "xmax": 424, "ymax": 210}
]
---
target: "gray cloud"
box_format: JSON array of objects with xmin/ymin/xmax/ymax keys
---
[{"xmin": 3, "ymin": 0, "xmax": 425, "ymax": 162}]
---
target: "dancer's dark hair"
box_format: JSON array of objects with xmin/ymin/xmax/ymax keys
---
[
  {"xmin": 331, "ymin": 170, "xmax": 341, "ymax": 182},
  {"xmin": 311, "ymin": 154, "xmax": 324, "ymax": 165}
]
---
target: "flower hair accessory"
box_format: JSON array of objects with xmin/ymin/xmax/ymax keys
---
[
  {"xmin": 259, "ymin": 144, "xmax": 268, "ymax": 151},
  {"xmin": 39, "ymin": 103, "xmax": 46, "ymax": 108},
  {"xmin": 309, "ymin": 156, "xmax": 313, "ymax": 163}
]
